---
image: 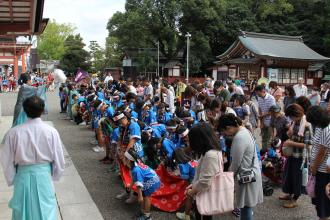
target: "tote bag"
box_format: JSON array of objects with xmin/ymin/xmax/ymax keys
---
[{"xmin": 196, "ymin": 153, "xmax": 234, "ymax": 215}]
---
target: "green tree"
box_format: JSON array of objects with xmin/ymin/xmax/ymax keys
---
[
  {"xmin": 106, "ymin": 0, "xmax": 330, "ymax": 75},
  {"xmin": 89, "ymin": 41, "xmax": 105, "ymax": 72},
  {"xmin": 37, "ymin": 19, "xmax": 75, "ymax": 60},
  {"xmin": 60, "ymin": 34, "xmax": 90, "ymax": 75},
  {"xmin": 104, "ymin": 36, "xmax": 122, "ymax": 67},
  {"xmin": 136, "ymin": 50, "xmax": 157, "ymax": 74}
]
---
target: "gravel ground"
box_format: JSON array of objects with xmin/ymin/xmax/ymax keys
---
[{"xmin": 0, "ymin": 91, "xmax": 318, "ymax": 220}]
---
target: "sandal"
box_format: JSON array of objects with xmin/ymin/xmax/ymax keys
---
[{"xmin": 279, "ymin": 195, "xmax": 292, "ymax": 200}]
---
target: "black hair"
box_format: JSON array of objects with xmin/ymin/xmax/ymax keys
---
[
  {"xmin": 217, "ymin": 113, "xmax": 243, "ymax": 131},
  {"xmin": 210, "ymin": 98, "xmax": 221, "ymax": 110},
  {"xmin": 176, "ymin": 125, "xmax": 188, "ymax": 135},
  {"xmin": 285, "ymin": 103, "xmax": 304, "ymax": 118},
  {"xmin": 23, "ymin": 95, "xmax": 45, "ymax": 118},
  {"xmin": 126, "ymin": 148, "xmax": 140, "ymax": 163},
  {"xmin": 295, "ymin": 96, "xmax": 311, "ymax": 113},
  {"xmin": 166, "ymin": 118, "xmax": 178, "ymax": 127},
  {"xmin": 145, "ymin": 137, "xmax": 162, "ymax": 166},
  {"xmin": 71, "ymin": 94, "xmax": 78, "ymax": 99},
  {"xmin": 93, "ymin": 99, "xmax": 102, "ymax": 109},
  {"xmin": 59, "ymin": 87, "xmax": 63, "ymax": 91},
  {"xmin": 234, "ymin": 95, "xmax": 245, "ymax": 106},
  {"xmin": 188, "ymin": 123, "xmax": 220, "ymax": 156},
  {"xmin": 125, "ymin": 92, "xmax": 136, "ymax": 101},
  {"xmin": 254, "ymin": 85, "xmax": 265, "ymax": 92},
  {"xmin": 306, "ymin": 106, "xmax": 330, "ymax": 129},
  {"xmin": 20, "ymin": 74, "xmax": 31, "ymax": 84},
  {"xmin": 285, "ymin": 85, "xmax": 296, "ymax": 97}
]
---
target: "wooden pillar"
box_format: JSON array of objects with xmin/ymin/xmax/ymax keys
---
[
  {"xmin": 13, "ymin": 54, "xmax": 18, "ymax": 78},
  {"xmin": 21, "ymin": 49, "xmax": 26, "ymax": 73}
]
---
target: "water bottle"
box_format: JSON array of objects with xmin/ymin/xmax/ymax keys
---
[{"xmin": 302, "ymin": 167, "xmax": 308, "ymax": 187}]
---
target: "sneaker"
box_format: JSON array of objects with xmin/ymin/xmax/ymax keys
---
[
  {"xmin": 232, "ymin": 208, "xmax": 240, "ymax": 217},
  {"xmin": 90, "ymin": 139, "xmax": 98, "ymax": 145},
  {"xmin": 116, "ymin": 191, "xmax": 129, "ymax": 200},
  {"xmin": 79, "ymin": 121, "xmax": 86, "ymax": 126},
  {"xmin": 99, "ymin": 157, "xmax": 110, "ymax": 162},
  {"xmin": 125, "ymin": 194, "xmax": 138, "ymax": 204},
  {"xmin": 70, "ymin": 120, "xmax": 74, "ymax": 122},
  {"xmin": 92, "ymin": 146, "xmax": 104, "ymax": 153},
  {"xmin": 176, "ymin": 212, "xmax": 190, "ymax": 220},
  {"xmin": 283, "ymin": 200, "xmax": 298, "ymax": 208},
  {"xmin": 137, "ymin": 215, "xmax": 152, "ymax": 220}
]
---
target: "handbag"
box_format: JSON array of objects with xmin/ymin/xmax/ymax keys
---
[
  {"xmin": 196, "ymin": 152, "xmax": 234, "ymax": 215},
  {"xmin": 306, "ymin": 175, "xmax": 316, "ymax": 198}
]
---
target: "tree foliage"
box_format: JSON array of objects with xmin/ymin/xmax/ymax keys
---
[
  {"xmin": 37, "ymin": 19, "xmax": 75, "ymax": 60},
  {"xmin": 107, "ymin": 0, "xmax": 330, "ymax": 74},
  {"xmin": 60, "ymin": 34, "xmax": 90, "ymax": 75},
  {"xmin": 89, "ymin": 41, "xmax": 105, "ymax": 72}
]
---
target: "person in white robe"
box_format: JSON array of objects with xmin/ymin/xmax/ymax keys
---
[{"xmin": 0, "ymin": 95, "xmax": 65, "ymax": 220}]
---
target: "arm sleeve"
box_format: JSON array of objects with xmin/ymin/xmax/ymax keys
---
[
  {"xmin": 192, "ymin": 152, "xmax": 220, "ymax": 192},
  {"xmin": 130, "ymin": 123, "xmax": 141, "ymax": 140},
  {"xmin": 51, "ymin": 130, "xmax": 65, "ymax": 181},
  {"xmin": 132, "ymin": 167, "xmax": 144, "ymax": 188},
  {"xmin": 0, "ymin": 132, "xmax": 16, "ymax": 186},
  {"xmin": 229, "ymin": 135, "xmax": 246, "ymax": 173}
]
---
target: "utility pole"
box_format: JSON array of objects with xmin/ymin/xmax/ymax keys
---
[
  {"xmin": 157, "ymin": 41, "xmax": 160, "ymax": 78},
  {"xmin": 185, "ymin": 33, "xmax": 191, "ymax": 83}
]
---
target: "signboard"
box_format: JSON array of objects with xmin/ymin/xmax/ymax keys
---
[
  {"xmin": 228, "ymin": 68, "xmax": 236, "ymax": 78},
  {"xmin": 268, "ymin": 68, "xmax": 278, "ymax": 82}
]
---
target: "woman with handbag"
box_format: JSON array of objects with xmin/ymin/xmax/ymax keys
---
[
  {"xmin": 280, "ymin": 104, "xmax": 312, "ymax": 208},
  {"xmin": 176, "ymin": 123, "xmax": 222, "ymax": 220},
  {"xmin": 218, "ymin": 114, "xmax": 263, "ymax": 220},
  {"xmin": 306, "ymin": 106, "xmax": 330, "ymax": 220}
]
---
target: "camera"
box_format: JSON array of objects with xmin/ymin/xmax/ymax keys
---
[{"xmin": 237, "ymin": 170, "xmax": 256, "ymax": 185}]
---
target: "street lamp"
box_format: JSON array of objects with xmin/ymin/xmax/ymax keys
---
[
  {"xmin": 157, "ymin": 41, "xmax": 160, "ymax": 78},
  {"xmin": 185, "ymin": 33, "xmax": 191, "ymax": 83}
]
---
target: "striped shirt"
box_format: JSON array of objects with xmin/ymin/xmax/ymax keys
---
[
  {"xmin": 311, "ymin": 125, "xmax": 330, "ymax": 173},
  {"xmin": 257, "ymin": 93, "xmax": 276, "ymax": 127}
]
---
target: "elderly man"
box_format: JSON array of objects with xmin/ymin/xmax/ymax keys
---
[
  {"xmin": 1, "ymin": 96, "xmax": 65, "ymax": 220},
  {"xmin": 293, "ymin": 77, "xmax": 308, "ymax": 97},
  {"xmin": 255, "ymin": 85, "xmax": 276, "ymax": 154}
]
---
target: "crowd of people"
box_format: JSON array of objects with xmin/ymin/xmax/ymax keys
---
[
  {"xmin": 0, "ymin": 72, "xmax": 55, "ymax": 93},
  {"xmin": 47, "ymin": 73, "xmax": 330, "ymax": 219}
]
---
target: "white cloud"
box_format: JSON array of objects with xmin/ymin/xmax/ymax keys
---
[{"xmin": 43, "ymin": 0, "xmax": 126, "ymax": 48}]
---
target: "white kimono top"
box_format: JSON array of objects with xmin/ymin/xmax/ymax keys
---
[{"xmin": 0, "ymin": 118, "xmax": 65, "ymax": 186}]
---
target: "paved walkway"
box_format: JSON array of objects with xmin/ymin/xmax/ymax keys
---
[{"xmin": 0, "ymin": 116, "xmax": 104, "ymax": 220}]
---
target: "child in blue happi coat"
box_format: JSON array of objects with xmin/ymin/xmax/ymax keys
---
[
  {"xmin": 157, "ymin": 103, "xmax": 173, "ymax": 124},
  {"xmin": 141, "ymin": 103, "xmax": 158, "ymax": 125},
  {"xmin": 124, "ymin": 148, "xmax": 160, "ymax": 220}
]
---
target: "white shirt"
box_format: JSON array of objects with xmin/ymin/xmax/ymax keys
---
[
  {"xmin": 235, "ymin": 86, "xmax": 244, "ymax": 95},
  {"xmin": 293, "ymin": 84, "xmax": 308, "ymax": 97},
  {"xmin": 165, "ymin": 90, "xmax": 175, "ymax": 114},
  {"xmin": 128, "ymin": 85, "xmax": 137, "ymax": 95},
  {"xmin": 0, "ymin": 118, "xmax": 65, "ymax": 186},
  {"xmin": 104, "ymin": 75, "xmax": 113, "ymax": 84},
  {"xmin": 144, "ymin": 84, "xmax": 154, "ymax": 100}
]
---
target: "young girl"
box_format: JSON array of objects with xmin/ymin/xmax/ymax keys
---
[{"xmin": 124, "ymin": 148, "xmax": 160, "ymax": 220}]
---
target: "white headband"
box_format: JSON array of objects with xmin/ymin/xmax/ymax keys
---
[
  {"xmin": 166, "ymin": 125, "xmax": 178, "ymax": 130},
  {"xmin": 113, "ymin": 113, "xmax": 125, "ymax": 122},
  {"xmin": 97, "ymin": 101, "xmax": 104, "ymax": 110},
  {"xmin": 179, "ymin": 129, "xmax": 189, "ymax": 138},
  {"xmin": 124, "ymin": 150, "xmax": 135, "ymax": 162}
]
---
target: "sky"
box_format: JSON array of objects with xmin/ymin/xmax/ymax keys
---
[{"xmin": 43, "ymin": 0, "xmax": 126, "ymax": 49}]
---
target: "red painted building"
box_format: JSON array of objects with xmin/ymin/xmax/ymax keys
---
[{"xmin": 212, "ymin": 31, "xmax": 330, "ymax": 87}]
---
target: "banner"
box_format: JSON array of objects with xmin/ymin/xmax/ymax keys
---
[{"xmin": 75, "ymin": 69, "xmax": 89, "ymax": 83}]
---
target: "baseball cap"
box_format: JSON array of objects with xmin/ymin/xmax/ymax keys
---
[{"xmin": 269, "ymin": 104, "xmax": 281, "ymax": 113}]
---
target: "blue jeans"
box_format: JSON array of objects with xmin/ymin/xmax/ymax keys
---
[{"xmin": 240, "ymin": 206, "xmax": 253, "ymax": 220}]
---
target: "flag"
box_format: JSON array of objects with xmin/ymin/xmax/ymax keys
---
[{"xmin": 75, "ymin": 69, "xmax": 89, "ymax": 83}]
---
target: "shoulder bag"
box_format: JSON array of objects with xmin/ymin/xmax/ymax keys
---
[{"xmin": 196, "ymin": 152, "xmax": 234, "ymax": 215}]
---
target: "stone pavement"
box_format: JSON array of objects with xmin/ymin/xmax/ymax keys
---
[{"xmin": 0, "ymin": 116, "xmax": 104, "ymax": 220}]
